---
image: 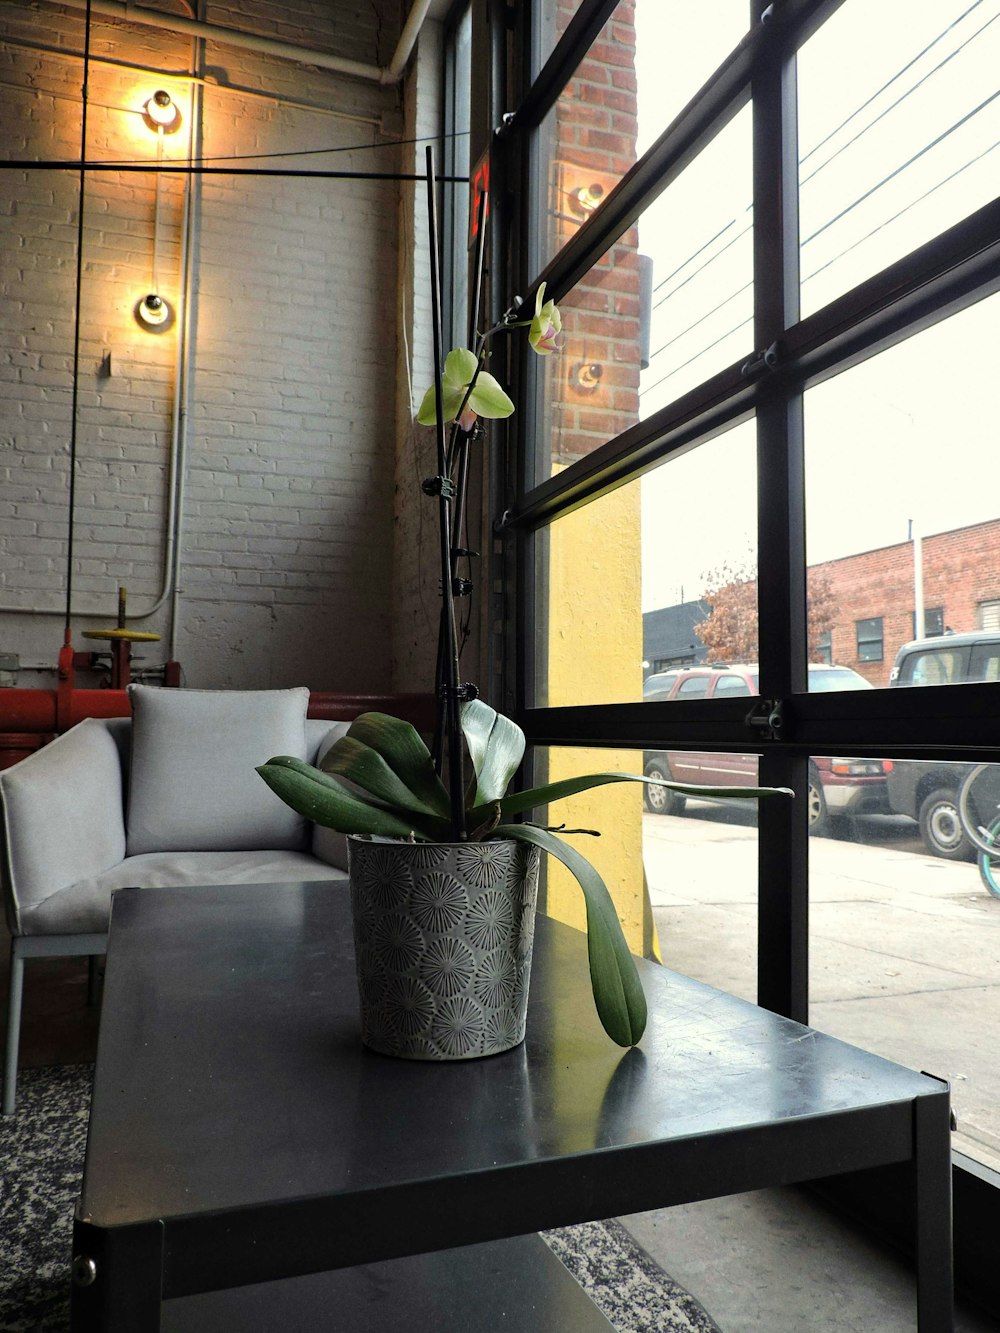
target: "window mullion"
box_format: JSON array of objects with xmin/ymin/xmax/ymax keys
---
[{"xmin": 752, "ymin": 5, "xmax": 809, "ymax": 1023}]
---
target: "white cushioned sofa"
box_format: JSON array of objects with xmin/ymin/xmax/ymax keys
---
[{"xmin": 1, "ymin": 685, "xmax": 351, "ymax": 1113}]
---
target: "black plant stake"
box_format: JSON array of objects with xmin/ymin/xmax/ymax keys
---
[
  {"xmin": 430, "ymin": 186, "xmax": 488, "ymax": 780},
  {"xmin": 425, "ymin": 147, "xmax": 466, "ymax": 839}
]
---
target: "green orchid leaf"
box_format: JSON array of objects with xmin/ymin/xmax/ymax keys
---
[
  {"xmin": 319, "ymin": 734, "xmax": 447, "ymax": 819},
  {"xmin": 485, "ymin": 772, "xmax": 793, "ymax": 821},
  {"xmin": 257, "ymin": 756, "xmax": 445, "ymax": 840},
  {"xmin": 496, "ymin": 822, "xmax": 646, "ymax": 1048},
  {"xmin": 468, "ymin": 371, "xmax": 514, "ymax": 420},
  {"xmin": 344, "ymin": 712, "xmax": 452, "ymax": 818},
  {"xmin": 461, "ymin": 699, "xmax": 526, "ymax": 806}
]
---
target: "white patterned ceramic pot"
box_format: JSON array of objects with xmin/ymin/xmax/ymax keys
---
[{"xmin": 347, "ymin": 836, "xmax": 541, "ymax": 1060}]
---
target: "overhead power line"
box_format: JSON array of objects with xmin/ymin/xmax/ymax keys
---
[
  {"xmin": 640, "ymin": 11, "xmax": 1000, "ymax": 391},
  {"xmin": 640, "ymin": 4, "xmax": 997, "ymax": 374}
]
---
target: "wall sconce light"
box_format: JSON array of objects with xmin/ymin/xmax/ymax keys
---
[
  {"xmin": 573, "ymin": 362, "xmax": 604, "ymax": 393},
  {"xmin": 135, "ymin": 293, "xmax": 174, "ymax": 332},
  {"xmin": 142, "ymin": 89, "xmax": 180, "ymax": 134},
  {"xmin": 571, "ymin": 183, "xmax": 604, "ymax": 217},
  {"xmin": 135, "ymin": 90, "xmax": 179, "ymax": 333}
]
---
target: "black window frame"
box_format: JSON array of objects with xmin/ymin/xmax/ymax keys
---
[{"xmin": 476, "ymin": 0, "xmax": 1000, "ymax": 1309}]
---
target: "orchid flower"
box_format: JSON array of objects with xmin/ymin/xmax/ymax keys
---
[
  {"xmin": 416, "ymin": 347, "xmax": 514, "ymax": 431},
  {"xmin": 528, "ymin": 282, "xmax": 562, "ymax": 355}
]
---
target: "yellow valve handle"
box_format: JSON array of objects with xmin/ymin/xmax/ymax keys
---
[{"xmin": 82, "ymin": 629, "xmax": 161, "ymax": 642}]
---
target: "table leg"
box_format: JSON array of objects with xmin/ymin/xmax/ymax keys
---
[
  {"xmin": 914, "ymin": 1088, "xmax": 954, "ymax": 1332},
  {"xmin": 70, "ymin": 1218, "xmax": 164, "ymax": 1331}
]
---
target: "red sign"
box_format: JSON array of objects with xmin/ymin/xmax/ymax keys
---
[{"xmin": 469, "ymin": 150, "xmax": 490, "ymax": 247}]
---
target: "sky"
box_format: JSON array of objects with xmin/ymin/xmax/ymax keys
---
[{"xmin": 630, "ymin": 0, "xmax": 1000, "ymax": 611}]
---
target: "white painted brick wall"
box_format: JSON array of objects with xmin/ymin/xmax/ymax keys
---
[
  {"xmin": 390, "ymin": 18, "xmax": 447, "ymax": 696},
  {"xmin": 1, "ymin": 0, "xmax": 418, "ymax": 691}
]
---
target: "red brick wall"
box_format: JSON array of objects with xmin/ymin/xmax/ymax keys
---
[
  {"xmin": 550, "ymin": 1, "xmax": 641, "ymax": 465},
  {"xmin": 810, "ymin": 518, "xmax": 1000, "ymax": 685}
]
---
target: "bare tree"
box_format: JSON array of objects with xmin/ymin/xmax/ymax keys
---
[{"xmin": 695, "ymin": 559, "xmax": 837, "ymax": 663}]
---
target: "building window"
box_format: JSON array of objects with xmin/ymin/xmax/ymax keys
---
[
  {"xmin": 980, "ymin": 600, "xmax": 1000, "ymax": 631},
  {"xmin": 913, "ymin": 607, "xmax": 945, "ymax": 638},
  {"xmin": 855, "ymin": 617, "xmax": 884, "ymax": 663},
  {"xmin": 814, "ymin": 630, "xmax": 832, "ymax": 665}
]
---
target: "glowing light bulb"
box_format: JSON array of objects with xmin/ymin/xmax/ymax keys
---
[
  {"xmin": 136, "ymin": 293, "xmax": 172, "ymax": 330},
  {"xmin": 572, "ymin": 183, "xmax": 604, "ymax": 216},
  {"xmin": 143, "ymin": 90, "xmax": 179, "ymax": 133}
]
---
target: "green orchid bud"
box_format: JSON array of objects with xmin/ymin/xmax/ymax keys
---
[{"xmin": 528, "ymin": 283, "xmax": 562, "ymax": 355}]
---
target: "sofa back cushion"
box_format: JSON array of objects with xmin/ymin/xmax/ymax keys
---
[{"xmin": 126, "ymin": 685, "xmax": 310, "ymax": 854}]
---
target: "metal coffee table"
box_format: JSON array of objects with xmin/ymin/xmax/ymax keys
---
[{"xmin": 70, "ymin": 881, "xmax": 953, "ymax": 1330}]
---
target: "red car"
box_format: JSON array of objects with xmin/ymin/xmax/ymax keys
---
[{"xmin": 642, "ymin": 664, "xmax": 892, "ymax": 833}]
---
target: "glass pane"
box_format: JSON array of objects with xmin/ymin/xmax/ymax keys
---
[
  {"xmin": 539, "ymin": 108, "xmax": 753, "ymax": 475},
  {"xmin": 811, "ymin": 755, "xmax": 1000, "ymax": 1173},
  {"xmin": 535, "ymin": 1, "xmax": 748, "ymax": 270},
  {"xmin": 804, "ymin": 291, "xmax": 1000, "ymax": 689},
  {"xmin": 445, "ymin": 2, "xmax": 473, "ymax": 349},
  {"xmin": 536, "ymin": 419, "xmax": 757, "ymax": 708},
  {"xmin": 797, "ymin": 0, "xmax": 1000, "ymax": 316},
  {"xmin": 540, "ymin": 745, "xmax": 759, "ymax": 1003}
]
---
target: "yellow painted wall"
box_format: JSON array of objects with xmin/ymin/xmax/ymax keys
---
[{"xmin": 544, "ymin": 480, "xmax": 657, "ymax": 958}]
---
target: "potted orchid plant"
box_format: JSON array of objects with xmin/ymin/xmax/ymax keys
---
[{"xmin": 258, "ymin": 154, "xmax": 788, "ymax": 1061}]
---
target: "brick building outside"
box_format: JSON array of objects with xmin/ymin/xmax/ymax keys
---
[
  {"xmin": 643, "ymin": 517, "xmax": 1000, "ymax": 688},
  {"xmin": 545, "ymin": 0, "xmax": 642, "ymax": 465},
  {"xmin": 811, "ymin": 517, "xmax": 1000, "ymax": 686}
]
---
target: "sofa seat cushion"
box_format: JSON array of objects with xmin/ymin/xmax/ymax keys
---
[{"xmin": 18, "ymin": 850, "xmax": 348, "ymax": 936}]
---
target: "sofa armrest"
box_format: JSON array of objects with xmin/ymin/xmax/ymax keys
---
[{"xmin": 0, "ymin": 719, "xmax": 127, "ymax": 935}]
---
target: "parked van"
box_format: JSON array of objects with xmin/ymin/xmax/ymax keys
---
[
  {"xmin": 888, "ymin": 630, "xmax": 1000, "ymax": 687},
  {"xmin": 887, "ymin": 631, "xmax": 1000, "ymax": 858}
]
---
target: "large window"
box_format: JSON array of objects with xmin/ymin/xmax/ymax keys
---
[{"xmin": 488, "ymin": 0, "xmax": 1000, "ymax": 1300}]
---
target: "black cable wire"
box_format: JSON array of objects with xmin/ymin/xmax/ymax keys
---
[
  {"xmin": 800, "ymin": 0, "xmax": 987, "ymax": 168},
  {"xmin": 64, "ymin": 0, "xmax": 93, "ymax": 635},
  {"xmin": 801, "ymin": 5, "xmax": 1000, "ymax": 190},
  {"xmin": 640, "ymin": 124, "xmax": 1000, "ymax": 403},
  {"xmin": 801, "ymin": 84, "xmax": 1000, "ymax": 249},
  {"xmin": 649, "ymin": 216, "xmax": 739, "ymax": 296},
  {"xmin": 45, "ymin": 128, "xmax": 471, "ymax": 172},
  {"xmin": 642, "ymin": 7, "xmax": 996, "ymax": 354},
  {"xmin": 0, "ymin": 160, "xmax": 470, "ymax": 182},
  {"xmin": 640, "ymin": 314, "xmax": 752, "ymax": 404},
  {"xmin": 650, "ymin": 220, "xmax": 752, "ymax": 314},
  {"xmin": 801, "ymin": 131, "xmax": 1000, "ymax": 291},
  {"xmin": 646, "ymin": 279, "xmax": 752, "ymax": 367},
  {"xmin": 642, "ymin": 74, "xmax": 1000, "ymax": 376}
]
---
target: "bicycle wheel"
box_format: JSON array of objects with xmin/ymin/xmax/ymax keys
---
[
  {"xmin": 958, "ymin": 763, "xmax": 1000, "ymax": 859},
  {"xmin": 978, "ymin": 817, "xmax": 1000, "ymax": 898}
]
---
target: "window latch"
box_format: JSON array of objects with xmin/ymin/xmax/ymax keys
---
[
  {"xmin": 740, "ymin": 340, "xmax": 780, "ymax": 379},
  {"xmin": 746, "ymin": 698, "xmax": 784, "ymax": 740}
]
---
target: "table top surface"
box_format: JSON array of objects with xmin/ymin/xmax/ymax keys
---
[{"xmin": 79, "ymin": 880, "xmax": 942, "ymax": 1231}]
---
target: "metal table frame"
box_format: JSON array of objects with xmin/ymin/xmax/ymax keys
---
[{"xmin": 70, "ymin": 882, "xmax": 954, "ymax": 1330}]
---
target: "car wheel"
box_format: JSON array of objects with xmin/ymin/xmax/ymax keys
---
[
  {"xmin": 918, "ymin": 788, "xmax": 974, "ymax": 861},
  {"xmin": 643, "ymin": 761, "xmax": 685, "ymax": 816},
  {"xmin": 807, "ymin": 766, "xmax": 828, "ymax": 836}
]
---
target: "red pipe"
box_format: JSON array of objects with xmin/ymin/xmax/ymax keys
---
[{"xmin": 0, "ymin": 686, "xmax": 435, "ymax": 742}]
